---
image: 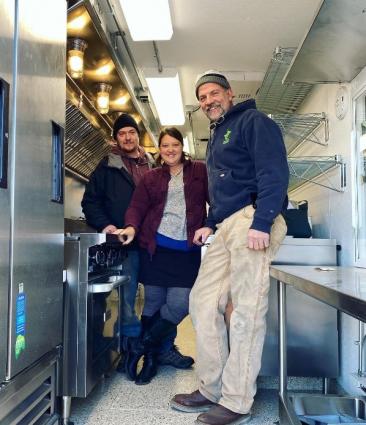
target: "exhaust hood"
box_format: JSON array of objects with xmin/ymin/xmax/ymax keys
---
[
  {"xmin": 283, "ymin": 0, "xmax": 366, "ymax": 84},
  {"xmin": 66, "ymin": 1, "xmax": 159, "ymax": 180}
]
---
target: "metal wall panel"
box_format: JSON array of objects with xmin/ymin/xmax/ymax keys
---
[
  {"xmin": 0, "ymin": 0, "xmax": 14, "ymax": 383},
  {"xmin": 7, "ymin": 0, "xmax": 66, "ymax": 378}
]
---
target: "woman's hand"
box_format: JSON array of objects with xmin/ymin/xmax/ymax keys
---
[
  {"xmin": 193, "ymin": 227, "xmax": 213, "ymax": 245},
  {"xmin": 113, "ymin": 226, "xmax": 136, "ymax": 245}
]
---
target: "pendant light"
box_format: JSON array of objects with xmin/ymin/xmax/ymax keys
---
[{"xmin": 67, "ymin": 38, "xmax": 88, "ymax": 79}]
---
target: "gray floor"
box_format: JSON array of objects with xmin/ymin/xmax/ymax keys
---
[
  {"xmin": 70, "ymin": 369, "xmax": 280, "ymax": 425},
  {"xmin": 69, "ymin": 316, "xmax": 281, "ymax": 425}
]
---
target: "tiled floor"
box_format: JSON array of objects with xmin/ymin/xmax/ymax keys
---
[{"xmin": 69, "ymin": 316, "xmax": 280, "ymax": 425}]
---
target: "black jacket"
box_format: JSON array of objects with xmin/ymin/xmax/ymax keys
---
[
  {"xmin": 206, "ymin": 99, "xmax": 289, "ymax": 233},
  {"xmin": 81, "ymin": 152, "xmax": 153, "ymax": 233}
]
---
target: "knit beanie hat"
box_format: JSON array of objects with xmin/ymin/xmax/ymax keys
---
[
  {"xmin": 195, "ymin": 70, "xmax": 231, "ymax": 99},
  {"xmin": 112, "ymin": 113, "xmax": 140, "ymax": 139}
]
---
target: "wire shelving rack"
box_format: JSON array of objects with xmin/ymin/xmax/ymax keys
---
[
  {"xmin": 271, "ymin": 113, "xmax": 329, "ymax": 154},
  {"xmin": 256, "ymin": 47, "xmax": 313, "ymax": 115},
  {"xmin": 288, "ymin": 155, "xmax": 346, "ymax": 193}
]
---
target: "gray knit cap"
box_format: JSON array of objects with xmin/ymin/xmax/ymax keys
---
[{"xmin": 195, "ymin": 70, "xmax": 231, "ymax": 99}]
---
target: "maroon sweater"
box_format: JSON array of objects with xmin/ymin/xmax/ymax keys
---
[{"xmin": 125, "ymin": 160, "xmax": 209, "ymax": 255}]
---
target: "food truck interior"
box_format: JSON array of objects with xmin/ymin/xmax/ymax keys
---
[{"xmin": 0, "ymin": 0, "xmax": 366, "ymax": 424}]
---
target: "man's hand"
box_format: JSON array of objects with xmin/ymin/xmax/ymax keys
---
[
  {"xmin": 193, "ymin": 227, "xmax": 213, "ymax": 245},
  {"xmin": 102, "ymin": 224, "xmax": 117, "ymax": 234},
  {"xmin": 113, "ymin": 226, "xmax": 136, "ymax": 245},
  {"xmin": 247, "ymin": 229, "xmax": 270, "ymax": 250}
]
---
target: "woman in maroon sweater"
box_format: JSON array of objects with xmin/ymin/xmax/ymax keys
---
[{"xmin": 115, "ymin": 127, "xmax": 213, "ymax": 385}]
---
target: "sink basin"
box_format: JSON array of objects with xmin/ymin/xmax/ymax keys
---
[
  {"xmin": 299, "ymin": 415, "xmax": 366, "ymax": 424},
  {"xmin": 289, "ymin": 394, "xmax": 366, "ymax": 425}
]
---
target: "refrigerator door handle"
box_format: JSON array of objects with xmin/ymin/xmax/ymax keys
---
[
  {"xmin": 88, "ymin": 275, "xmax": 130, "ymax": 293},
  {"xmin": 0, "ymin": 78, "xmax": 9, "ymax": 189},
  {"xmin": 51, "ymin": 121, "xmax": 64, "ymax": 203}
]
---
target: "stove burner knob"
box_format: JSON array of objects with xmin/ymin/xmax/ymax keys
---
[{"xmin": 95, "ymin": 250, "xmax": 106, "ymax": 265}]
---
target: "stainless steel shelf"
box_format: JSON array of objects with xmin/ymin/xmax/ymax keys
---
[
  {"xmin": 283, "ymin": 0, "xmax": 366, "ymax": 84},
  {"xmin": 272, "ymin": 113, "xmax": 329, "ymax": 154},
  {"xmin": 288, "ymin": 155, "xmax": 346, "ymax": 193},
  {"xmin": 256, "ymin": 47, "xmax": 313, "ymax": 114}
]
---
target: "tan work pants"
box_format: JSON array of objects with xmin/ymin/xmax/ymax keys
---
[{"xmin": 190, "ymin": 206, "xmax": 287, "ymax": 414}]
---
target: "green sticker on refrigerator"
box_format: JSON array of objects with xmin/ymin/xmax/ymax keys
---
[{"xmin": 15, "ymin": 284, "xmax": 26, "ymax": 359}]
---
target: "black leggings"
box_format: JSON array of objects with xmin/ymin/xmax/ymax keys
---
[{"xmin": 142, "ymin": 285, "xmax": 191, "ymax": 324}]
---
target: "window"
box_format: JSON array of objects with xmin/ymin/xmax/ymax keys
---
[{"xmin": 354, "ymin": 91, "xmax": 366, "ymax": 266}]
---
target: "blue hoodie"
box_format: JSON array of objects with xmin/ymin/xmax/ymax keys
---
[{"xmin": 205, "ymin": 99, "xmax": 289, "ymax": 234}]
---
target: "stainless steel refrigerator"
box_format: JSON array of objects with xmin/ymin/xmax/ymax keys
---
[
  {"xmin": 0, "ymin": 0, "xmax": 66, "ymax": 422},
  {"xmin": 0, "ymin": 0, "xmax": 13, "ymax": 385}
]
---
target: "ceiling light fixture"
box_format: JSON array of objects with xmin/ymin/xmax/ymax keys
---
[
  {"xmin": 95, "ymin": 61, "xmax": 115, "ymax": 76},
  {"xmin": 67, "ymin": 12, "xmax": 90, "ymax": 31},
  {"xmin": 67, "ymin": 38, "xmax": 88, "ymax": 79},
  {"xmin": 96, "ymin": 83, "xmax": 112, "ymax": 114},
  {"xmin": 145, "ymin": 69, "xmax": 185, "ymax": 125},
  {"xmin": 119, "ymin": 0, "xmax": 173, "ymax": 41},
  {"xmin": 115, "ymin": 94, "xmax": 130, "ymax": 106}
]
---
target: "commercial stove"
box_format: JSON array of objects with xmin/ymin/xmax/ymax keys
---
[{"xmin": 60, "ymin": 227, "xmax": 129, "ymax": 424}]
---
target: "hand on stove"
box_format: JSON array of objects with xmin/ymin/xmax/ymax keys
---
[
  {"xmin": 113, "ymin": 226, "xmax": 136, "ymax": 245},
  {"xmin": 102, "ymin": 224, "xmax": 118, "ymax": 234}
]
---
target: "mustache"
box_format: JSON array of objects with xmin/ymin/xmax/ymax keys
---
[{"xmin": 206, "ymin": 103, "xmax": 223, "ymax": 111}]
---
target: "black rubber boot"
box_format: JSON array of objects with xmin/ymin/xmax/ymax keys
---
[
  {"xmin": 124, "ymin": 338, "xmax": 144, "ymax": 380},
  {"xmin": 142, "ymin": 317, "xmax": 177, "ymax": 347},
  {"xmin": 125, "ymin": 316, "xmax": 153, "ymax": 381},
  {"xmin": 135, "ymin": 351, "xmax": 158, "ymax": 385},
  {"xmin": 133, "ymin": 316, "xmax": 176, "ymax": 385}
]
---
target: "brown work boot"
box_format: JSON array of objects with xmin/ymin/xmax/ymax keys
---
[
  {"xmin": 170, "ymin": 389, "xmax": 216, "ymax": 413},
  {"xmin": 195, "ymin": 404, "xmax": 251, "ymax": 424}
]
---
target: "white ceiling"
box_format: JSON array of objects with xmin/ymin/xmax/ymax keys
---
[{"xmin": 112, "ymin": 0, "xmax": 322, "ymax": 142}]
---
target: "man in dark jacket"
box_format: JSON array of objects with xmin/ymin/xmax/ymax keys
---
[
  {"xmin": 82, "ymin": 113, "xmax": 193, "ymax": 373},
  {"xmin": 171, "ymin": 72, "xmax": 289, "ymax": 424}
]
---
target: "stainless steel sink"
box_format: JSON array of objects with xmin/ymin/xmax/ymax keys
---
[{"xmin": 289, "ymin": 394, "xmax": 366, "ymax": 424}]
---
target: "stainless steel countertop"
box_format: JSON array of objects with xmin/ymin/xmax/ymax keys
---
[
  {"xmin": 279, "ymin": 237, "xmax": 336, "ymax": 246},
  {"xmin": 270, "ymin": 265, "xmax": 366, "ymax": 322}
]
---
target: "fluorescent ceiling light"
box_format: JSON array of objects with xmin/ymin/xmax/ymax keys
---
[
  {"xmin": 145, "ymin": 69, "xmax": 185, "ymax": 125},
  {"xmin": 119, "ymin": 0, "xmax": 173, "ymax": 41}
]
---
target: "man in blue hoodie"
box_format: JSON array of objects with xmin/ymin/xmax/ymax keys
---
[{"xmin": 171, "ymin": 72, "xmax": 289, "ymax": 424}]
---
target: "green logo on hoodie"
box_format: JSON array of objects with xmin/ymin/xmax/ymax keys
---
[{"xmin": 223, "ymin": 129, "xmax": 231, "ymax": 144}]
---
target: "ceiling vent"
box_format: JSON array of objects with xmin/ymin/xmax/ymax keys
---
[{"xmin": 236, "ymin": 93, "xmax": 252, "ymax": 100}]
